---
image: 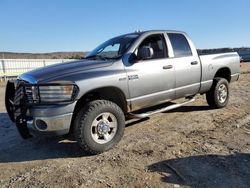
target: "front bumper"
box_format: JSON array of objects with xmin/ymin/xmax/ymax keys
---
[
  {"xmin": 27, "ymin": 102, "xmax": 76, "ymax": 135},
  {"xmin": 27, "ymin": 113, "xmax": 73, "ymax": 135}
]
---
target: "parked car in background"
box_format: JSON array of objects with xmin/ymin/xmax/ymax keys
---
[{"xmin": 238, "ymin": 52, "xmax": 250, "ymax": 62}]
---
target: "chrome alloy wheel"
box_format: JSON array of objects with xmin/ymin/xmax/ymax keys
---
[
  {"xmin": 91, "ymin": 112, "xmax": 118, "ymax": 144},
  {"xmin": 217, "ymin": 84, "xmax": 228, "ymax": 103}
]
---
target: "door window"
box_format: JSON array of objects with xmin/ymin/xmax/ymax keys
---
[
  {"xmin": 138, "ymin": 34, "xmax": 168, "ymax": 60},
  {"xmin": 168, "ymin": 33, "xmax": 192, "ymax": 58}
]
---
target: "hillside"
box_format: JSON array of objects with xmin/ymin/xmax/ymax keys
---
[
  {"xmin": 0, "ymin": 52, "xmax": 87, "ymax": 59},
  {"xmin": 0, "ymin": 47, "xmax": 250, "ymax": 59},
  {"xmin": 197, "ymin": 47, "xmax": 250, "ymax": 55}
]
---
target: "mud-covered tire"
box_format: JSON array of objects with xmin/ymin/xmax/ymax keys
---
[
  {"xmin": 73, "ymin": 100, "xmax": 125, "ymax": 154},
  {"xmin": 206, "ymin": 78, "xmax": 229, "ymax": 109}
]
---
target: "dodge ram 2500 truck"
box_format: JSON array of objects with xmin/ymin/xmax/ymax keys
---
[{"xmin": 5, "ymin": 30, "xmax": 240, "ymax": 154}]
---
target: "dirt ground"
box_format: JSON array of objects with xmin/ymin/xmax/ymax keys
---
[{"xmin": 0, "ymin": 63, "xmax": 250, "ymax": 188}]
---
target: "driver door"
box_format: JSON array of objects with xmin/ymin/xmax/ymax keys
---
[{"xmin": 124, "ymin": 34, "xmax": 175, "ymax": 111}]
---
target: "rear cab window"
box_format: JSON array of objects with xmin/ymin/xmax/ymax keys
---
[{"xmin": 168, "ymin": 33, "xmax": 192, "ymax": 58}]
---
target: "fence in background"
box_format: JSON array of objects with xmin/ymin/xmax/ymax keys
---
[{"xmin": 0, "ymin": 59, "xmax": 75, "ymax": 80}]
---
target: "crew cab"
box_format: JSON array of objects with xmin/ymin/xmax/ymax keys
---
[{"xmin": 5, "ymin": 30, "xmax": 240, "ymax": 154}]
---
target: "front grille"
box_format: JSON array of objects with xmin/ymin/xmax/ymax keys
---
[
  {"xmin": 13, "ymin": 80, "xmax": 31, "ymax": 118},
  {"xmin": 24, "ymin": 85, "xmax": 34, "ymax": 104},
  {"xmin": 13, "ymin": 86, "xmax": 24, "ymax": 106},
  {"xmin": 13, "ymin": 85, "xmax": 25, "ymax": 118}
]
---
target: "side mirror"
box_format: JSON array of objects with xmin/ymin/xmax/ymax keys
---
[{"xmin": 137, "ymin": 46, "xmax": 154, "ymax": 60}]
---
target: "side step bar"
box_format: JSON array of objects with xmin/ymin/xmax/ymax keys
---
[{"xmin": 129, "ymin": 98, "xmax": 195, "ymax": 119}]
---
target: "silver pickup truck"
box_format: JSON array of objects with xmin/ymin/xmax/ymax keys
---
[{"xmin": 5, "ymin": 30, "xmax": 240, "ymax": 154}]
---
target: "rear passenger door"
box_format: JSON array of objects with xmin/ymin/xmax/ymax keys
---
[{"xmin": 167, "ymin": 33, "xmax": 201, "ymax": 98}]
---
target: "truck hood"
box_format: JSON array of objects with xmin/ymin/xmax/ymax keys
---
[{"xmin": 19, "ymin": 59, "xmax": 113, "ymax": 83}]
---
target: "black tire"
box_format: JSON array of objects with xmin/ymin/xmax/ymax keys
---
[
  {"xmin": 73, "ymin": 100, "xmax": 125, "ymax": 154},
  {"xmin": 206, "ymin": 78, "xmax": 229, "ymax": 109}
]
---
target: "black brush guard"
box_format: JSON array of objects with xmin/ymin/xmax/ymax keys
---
[{"xmin": 5, "ymin": 81, "xmax": 32, "ymax": 139}]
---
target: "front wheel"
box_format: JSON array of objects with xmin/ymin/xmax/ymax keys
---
[
  {"xmin": 206, "ymin": 78, "xmax": 229, "ymax": 109},
  {"xmin": 73, "ymin": 100, "xmax": 125, "ymax": 154}
]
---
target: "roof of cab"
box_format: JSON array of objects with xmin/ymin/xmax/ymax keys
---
[{"xmin": 136, "ymin": 30, "xmax": 187, "ymax": 35}]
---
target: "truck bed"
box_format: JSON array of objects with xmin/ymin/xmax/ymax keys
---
[{"xmin": 199, "ymin": 52, "xmax": 240, "ymax": 93}]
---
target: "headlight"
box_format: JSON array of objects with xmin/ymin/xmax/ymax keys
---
[
  {"xmin": 26, "ymin": 84, "xmax": 79, "ymax": 103},
  {"xmin": 39, "ymin": 85, "xmax": 77, "ymax": 102}
]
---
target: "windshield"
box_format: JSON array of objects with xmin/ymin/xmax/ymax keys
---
[{"xmin": 85, "ymin": 34, "xmax": 139, "ymax": 60}]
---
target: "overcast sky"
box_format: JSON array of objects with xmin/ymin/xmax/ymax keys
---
[{"xmin": 0, "ymin": 0, "xmax": 249, "ymax": 52}]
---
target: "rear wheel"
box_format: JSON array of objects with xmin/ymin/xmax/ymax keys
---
[
  {"xmin": 73, "ymin": 100, "xmax": 125, "ymax": 154},
  {"xmin": 206, "ymin": 78, "xmax": 229, "ymax": 108}
]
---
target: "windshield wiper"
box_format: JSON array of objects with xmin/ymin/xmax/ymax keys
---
[
  {"xmin": 100, "ymin": 55, "xmax": 122, "ymax": 60},
  {"xmin": 84, "ymin": 55, "xmax": 107, "ymax": 60},
  {"xmin": 103, "ymin": 56, "xmax": 121, "ymax": 60},
  {"xmin": 84, "ymin": 55, "xmax": 122, "ymax": 60}
]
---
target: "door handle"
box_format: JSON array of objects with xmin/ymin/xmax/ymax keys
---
[
  {"xmin": 163, "ymin": 65, "xmax": 173, "ymax": 69},
  {"xmin": 191, "ymin": 61, "xmax": 198, "ymax": 65}
]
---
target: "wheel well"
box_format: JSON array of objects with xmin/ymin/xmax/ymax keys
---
[
  {"xmin": 214, "ymin": 67, "xmax": 231, "ymax": 82},
  {"xmin": 73, "ymin": 87, "xmax": 127, "ymax": 115}
]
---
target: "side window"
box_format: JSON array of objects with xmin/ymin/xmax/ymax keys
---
[
  {"xmin": 138, "ymin": 34, "xmax": 168, "ymax": 60},
  {"xmin": 168, "ymin": 33, "xmax": 192, "ymax": 58}
]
